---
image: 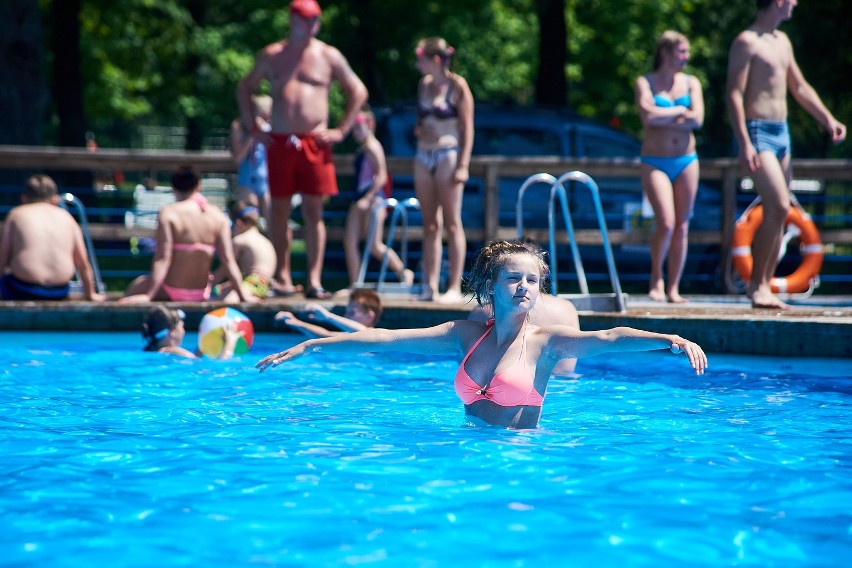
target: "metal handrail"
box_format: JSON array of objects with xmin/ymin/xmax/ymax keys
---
[
  {"xmin": 516, "ymin": 171, "xmax": 626, "ymax": 312},
  {"xmin": 60, "ymin": 193, "xmax": 106, "ymax": 294},
  {"xmin": 356, "ymin": 197, "xmax": 420, "ymax": 293}
]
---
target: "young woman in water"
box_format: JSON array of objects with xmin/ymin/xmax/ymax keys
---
[{"xmin": 257, "ymin": 240, "xmax": 707, "ymax": 429}]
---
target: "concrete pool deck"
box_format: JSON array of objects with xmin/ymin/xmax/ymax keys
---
[{"xmin": 1, "ymin": 294, "xmax": 850, "ymax": 359}]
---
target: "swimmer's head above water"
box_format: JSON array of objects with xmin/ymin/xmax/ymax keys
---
[
  {"xmin": 142, "ymin": 306, "xmax": 186, "ymax": 351},
  {"xmin": 466, "ymin": 239, "xmax": 550, "ymax": 309}
]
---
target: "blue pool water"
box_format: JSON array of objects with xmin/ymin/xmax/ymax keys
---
[{"xmin": 2, "ymin": 331, "xmax": 851, "ymax": 567}]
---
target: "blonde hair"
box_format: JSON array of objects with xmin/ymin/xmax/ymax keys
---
[
  {"xmin": 653, "ymin": 30, "xmax": 688, "ymax": 71},
  {"xmin": 466, "ymin": 240, "xmax": 550, "ymax": 308}
]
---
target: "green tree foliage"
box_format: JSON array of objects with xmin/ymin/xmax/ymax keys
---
[{"xmin": 33, "ymin": 0, "xmax": 850, "ymax": 157}]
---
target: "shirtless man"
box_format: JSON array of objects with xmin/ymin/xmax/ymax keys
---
[
  {"xmin": 726, "ymin": 0, "xmax": 846, "ymax": 309},
  {"xmin": 236, "ymin": 0, "xmax": 368, "ymax": 299},
  {"xmin": 0, "ymin": 175, "xmax": 105, "ymax": 301}
]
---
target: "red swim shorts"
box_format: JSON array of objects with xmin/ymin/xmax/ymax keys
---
[{"xmin": 267, "ymin": 133, "xmax": 339, "ymax": 198}]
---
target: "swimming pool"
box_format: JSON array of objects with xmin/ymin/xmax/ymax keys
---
[{"xmin": 2, "ymin": 331, "xmax": 851, "ymax": 566}]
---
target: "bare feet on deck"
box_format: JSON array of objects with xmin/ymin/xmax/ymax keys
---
[
  {"xmin": 436, "ymin": 289, "xmax": 465, "ymax": 305},
  {"xmin": 747, "ymin": 286, "xmax": 791, "ymax": 310},
  {"xmin": 648, "ymin": 279, "xmax": 666, "ymax": 302},
  {"xmin": 269, "ymin": 281, "xmax": 303, "ymax": 298},
  {"xmin": 667, "ymin": 291, "xmax": 689, "ymax": 304},
  {"xmin": 401, "ymin": 269, "xmax": 415, "ymax": 287},
  {"xmin": 417, "ymin": 286, "xmax": 437, "ymax": 302}
]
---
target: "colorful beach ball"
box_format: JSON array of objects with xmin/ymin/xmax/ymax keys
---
[{"xmin": 198, "ymin": 307, "xmax": 254, "ymax": 358}]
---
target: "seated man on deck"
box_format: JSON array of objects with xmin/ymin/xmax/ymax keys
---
[{"xmin": 0, "ymin": 174, "xmax": 105, "ymax": 302}]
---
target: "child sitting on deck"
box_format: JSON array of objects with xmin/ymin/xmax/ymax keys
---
[
  {"xmin": 210, "ymin": 202, "xmax": 277, "ymax": 302},
  {"xmin": 275, "ymin": 289, "xmax": 382, "ymax": 338},
  {"xmin": 341, "ymin": 106, "xmax": 414, "ymax": 295}
]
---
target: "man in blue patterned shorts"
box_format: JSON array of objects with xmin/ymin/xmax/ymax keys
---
[{"xmin": 726, "ymin": 0, "xmax": 845, "ymax": 309}]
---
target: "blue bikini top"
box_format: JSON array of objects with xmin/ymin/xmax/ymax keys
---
[{"xmin": 647, "ymin": 75, "xmax": 691, "ymax": 108}]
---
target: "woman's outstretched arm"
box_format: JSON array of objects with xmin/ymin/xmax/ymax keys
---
[
  {"xmin": 544, "ymin": 326, "xmax": 708, "ymax": 375},
  {"xmin": 256, "ymin": 321, "xmax": 466, "ymax": 372}
]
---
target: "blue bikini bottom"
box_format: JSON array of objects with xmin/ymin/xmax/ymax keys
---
[{"xmin": 640, "ymin": 152, "xmax": 698, "ymax": 182}]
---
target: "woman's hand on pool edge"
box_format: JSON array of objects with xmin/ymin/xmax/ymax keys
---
[{"xmin": 669, "ymin": 337, "xmax": 708, "ymax": 375}]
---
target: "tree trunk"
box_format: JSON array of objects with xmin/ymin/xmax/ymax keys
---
[
  {"xmin": 184, "ymin": 0, "xmax": 205, "ymax": 150},
  {"xmin": 534, "ymin": 0, "xmax": 567, "ymax": 107},
  {"xmin": 349, "ymin": 1, "xmax": 383, "ymax": 103},
  {"xmin": 0, "ymin": 0, "xmax": 47, "ymax": 146},
  {"xmin": 51, "ymin": 0, "xmax": 87, "ymax": 147}
]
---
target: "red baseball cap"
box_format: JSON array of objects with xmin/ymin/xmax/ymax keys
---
[{"xmin": 290, "ymin": 0, "xmax": 321, "ymax": 18}]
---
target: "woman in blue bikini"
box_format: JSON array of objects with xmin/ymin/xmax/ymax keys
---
[{"xmin": 635, "ymin": 30, "xmax": 704, "ymax": 303}]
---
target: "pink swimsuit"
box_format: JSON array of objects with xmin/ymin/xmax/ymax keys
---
[
  {"xmin": 454, "ymin": 321, "xmax": 544, "ymax": 407},
  {"xmin": 161, "ymin": 192, "xmax": 214, "ymax": 300}
]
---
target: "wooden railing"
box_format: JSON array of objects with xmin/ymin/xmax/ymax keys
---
[{"xmin": 2, "ymin": 145, "xmax": 850, "ymax": 290}]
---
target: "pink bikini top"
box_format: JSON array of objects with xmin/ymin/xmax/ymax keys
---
[
  {"xmin": 454, "ymin": 321, "xmax": 544, "ymax": 407},
  {"xmin": 173, "ymin": 242, "xmax": 215, "ymax": 254},
  {"xmin": 172, "ymin": 193, "xmax": 215, "ymax": 254}
]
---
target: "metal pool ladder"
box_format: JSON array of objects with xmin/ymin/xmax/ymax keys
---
[
  {"xmin": 515, "ymin": 171, "xmax": 627, "ymax": 313},
  {"xmin": 61, "ymin": 193, "xmax": 106, "ymax": 295},
  {"xmin": 355, "ymin": 197, "xmax": 421, "ymax": 296}
]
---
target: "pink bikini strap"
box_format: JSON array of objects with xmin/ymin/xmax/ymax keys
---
[
  {"xmin": 190, "ymin": 192, "xmax": 208, "ymax": 211},
  {"xmin": 462, "ymin": 320, "xmax": 494, "ymax": 364}
]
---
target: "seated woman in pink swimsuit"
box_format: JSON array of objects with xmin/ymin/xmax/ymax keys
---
[
  {"xmin": 121, "ymin": 164, "xmax": 250, "ymax": 304},
  {"xmin": 258, "ymin": 240, "xmax": 708, "ymax": 429}
]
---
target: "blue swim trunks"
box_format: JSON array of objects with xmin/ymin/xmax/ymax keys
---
[
  {"xmin": 0, "ymin": 274, "xmax": 70, "ymax": 300},
  {"xmin": 747, "ymin": 119, "xmax": 790, "ymax": 160}
]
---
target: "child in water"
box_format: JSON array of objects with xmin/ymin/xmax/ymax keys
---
[
  {"xmin": 141, "ymin": 306, "xmax": 241, "ymax": 359},
  {"xmin": 275, "ymin": 289, "xmax": 383, "ymax": 338}
]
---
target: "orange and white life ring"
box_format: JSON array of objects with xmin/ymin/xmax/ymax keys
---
[{"xmin": 731, "ymin": 205, "xmax": 823, "ymax": 294}]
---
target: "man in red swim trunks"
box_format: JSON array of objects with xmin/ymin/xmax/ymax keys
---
[{"xmin": 237, "ymin": 0, "xmax": 368, "ymax": 299}]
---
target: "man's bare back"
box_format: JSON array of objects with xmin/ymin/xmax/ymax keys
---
[{"xmin": 2, "ymin": 202, "xmax": 81, "ymax": 285}]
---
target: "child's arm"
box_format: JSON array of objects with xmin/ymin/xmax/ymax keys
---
[
  {"xmin": 274, "ymin": 310, "xmax": 340, "ymax": 339},
  {"xmin": 303, "ymin": 303, "xmax": 368, "ymax": 332}
]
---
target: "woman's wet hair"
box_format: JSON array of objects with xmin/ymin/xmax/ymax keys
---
[
  {"xmin": 416, "ymin": 37, "xmax": 455, "ymax": 64},
  {"xmin": 141, "ymin": 306, "xmax": 185, "ymax": 351},
  {"xmin": 652, "ymin": 30, "xmax": 688, "ymax": 71},
  {"xmin": 466, "ymin": 240, "xmax": 550, "ymax": 307}
]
